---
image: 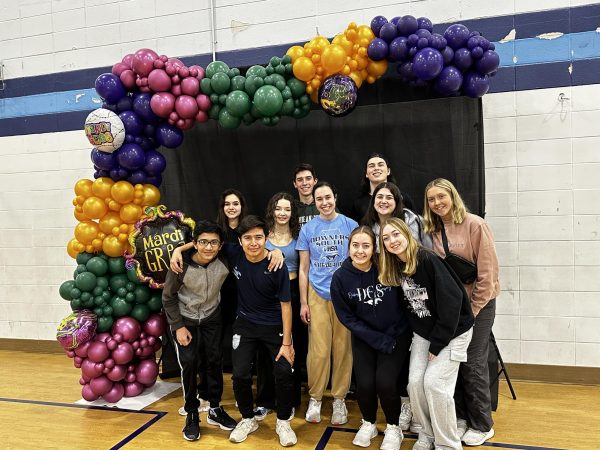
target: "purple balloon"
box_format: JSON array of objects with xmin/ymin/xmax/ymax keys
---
[
  {"xmin": 95, "ymin": 73, "xmax": 127, "ymax": 103},
  {"xmin": 471, "ymin": 46, "xmax": 484, "ymax": 59},
  {"xmin": 413, "ymin": 47, "xmax": 444, "ymax": 81},
  {"xmin": 442, "ymin": 47, "xmax": 455, "ymax": 65},
  {"xmin": 150, "ymin": 92, "xmax": 176, "ymax": 118},
  {"xmin": 475, "ymin": 50, "xmax": 500, "ymax": 75},
  {"xmin": 90, "ymin": 375, "xmax": 113, "ymax": 396},
  {"xmin": 155, "ymin": 123, "xmax": 184, "ymax": 148},
  {"xmin": 110, "ymin": 167, "xmax": 130, "ymax": 181},
  {"xmin": 370, "ymin": 15, "xmax": 388, "ymax": 37},
  {"xmin": 417, "ymin": 17, "xmax": 433, "ymax": 33},
  {"xmin": 407, "ymin": 34, "xmax": 419, "ymax": 47},
  {"xmin": 116, "ymin": 143, "xmax": 145, "ymax": 171},
  {"xmin": 147, "ymin": 68, "xmax": 172, "ymax": 92},
  {"xmin": 417, "ymin": 37, "xmax": 429, "ymax": 49},
  {"xmin": 87, "ymin": 341, "xmax": 109, "ymax": 363},
  {"xmin": 389, "ymin": 36, "xmax": 409, "ymax": 61},
  {"xmin": 379, "ymin": 22, "xmax": 398, "ymax": 43},
  {"xmin": 397, "ymin": 61, "xmax": 416, "ymax": 81},
  {"xmin": 489, "ymin": 42, "xmax": 496, "ymax": 51},
  {"xmin": 444, "ymin": 24, "xmax": 470, "ymax": 50},
  {"xmin": 143, "ymin": 150, "xmax": 167, "ymax": 175},
  {"xmin": 408, "ymin": 47, "xmax": 418, "ymax": 58},
  {"xmin": 434, "ymin": 66, "xmax": 464, "ymax": 95},
  {"xmin": 397, "ymin": 15, "xmax": 419, "ymax": 36},
  {"xmin": 367, "ymin": 38, "xmax": 389, "ymax": 61},
  {"xmin": 123, "ymin": 381, "xmax": 144, "ymax": 397},
  {"xmin": 146, "ymin": 175, "xmax": 163, "ymax": 187},
  {"xmin": 103, "ymin": 382, "xmax": 125, "ymax": 403},
  {"xmin": 389, "ymin": 16, "xmax": 401, "ymax": 26},
  {"xmin": 112, "ymin": 316, "xmax": 142, "ymax": 343},
  {"xmin": 135, "ymin": 359, "xmax": 159, "ymax": 386},
  {"xmin": 128, "ymin": 170, "xmax": 147, "ymax": 185},
  {"xmin": 91, "ymin": 149, "xmax": 116, "ymax": 171},
  {"xmin": 118, "ymin": 111, "xmax": 144, "ymax": 137},
  {"xmin": 463, "ymin": 72, "xmax": 490, "ymax": 97},
  {"xmin": 453, "ymin": 48, "xmax": 473, "ymax": 71},
  {"xmin": 467, "ymin": 36, "xmax": 481, "ymax": 50},
  {"xmin": 416, "ymin": 29, "xmax": 431, "ymax": 38},
  {"xmin": 116, "ymin": 96, "xmax": 133, "ymax": 113},
  {"xmin": 132, "ymin": 93, "xmax": 159, "ymax": 124},
  {"xmin": 102, "ymin": 102, "xmax": 118, "ymax": 113}
]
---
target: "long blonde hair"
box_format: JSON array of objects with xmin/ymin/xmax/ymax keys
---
[
  {"xmin": 422, "ymin": 178, "xmax": 468, "ymax": 233},
  {"xmin": 378, "ymin": 217, "xmax": 420, "ymax": 286}
]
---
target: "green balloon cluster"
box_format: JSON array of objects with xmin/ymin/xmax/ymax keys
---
[
  {"xmin": 201, "ymin": 57, "xmax": 311, "ymax": 129},
  {"xmin": 58, "ymin": 252, "xmax": 163, "ymax": 332}
]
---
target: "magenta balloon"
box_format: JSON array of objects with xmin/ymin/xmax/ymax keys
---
[
  {"xmin": 167, "ymin": 57, "xmax": 184, "ymax": 69},
  {"xmin": 147, "ymin": 336, "xmax": 156, "ymax": 346},
  {"xmin": 87, "ymin": 341, "xmax": 109, "ymax": 363},
  {"xmin": 181, "ymin": 77, "xmax": 200, "ymax": 96},
  {"xmin": 79, "ymin": 377, "xmax": 86, "ymax": 386},
  {"xmin": 90, "ymin": 375, "xmax": 113, "ymax": 396},
  {"xmin": 135, "ymin": 359, "xmax": 159, "ymax": 385},
  {"xmin": 148, "ymin": 69, "xmax": 172, "ymax": 92},
  {"xmin": 106, "ymin": 339, "xmax": 118, "ymax": 351},
  {"xmin": 74, "ymin": 361, "xmax": 82, "ymax": 369},
  {"xmin": 66, "ymin": 350, "xmax": 75, "ymax": 358},
  {"xmin": 175, "ymin": 95, "xmax": 199, "ymax": 119},
  {"xmin": 153, "ymin": 340, "xmax": 162, "ymax": 352},
  {"xmin": 113, "ymin": 333, "xmax": 123, "ymax": 343},
  {"xmin": 132, "ymin": 341, "xmax": 140, "ymax": 350},
  {"xmin": 135, "ymin": 348, "xmax": 142, "ymax": 356},
  {"xmin": 82, "ymin": 383, "xmax": 99, "ymax": 401},
  {"xmin": 189, "ymin": 65, "xmax": 205, "ymax": 80},
  {"xmin": 103, "ymin": 382, "xmax": 125, "ymax": 403},
  {"xmin": 196, "ymin": 94, "xmax": 211, "ymax": 111},
  {"xmin": 132, "ymin": 48, "xmax": 159, "ymax": 77},
  {"xmin": 154, "ymin": 59, "xmax": 165, "ymax": 69},
  {"xmin": 143, "ymin": 313, "xmax": 167, "ymax": 337},
  {"xmin": 195, "ymin": 110, "xmax": 208, "ymax": 123},
  {"xmin": 107, "ymin": 364, "xmax": 127, "ymax": 382},
  {"xmin": 81, "ymin": 358, "xmax": 103, "ymax": 379},
  {"xmin": 104, "ymin": 358, "xmax": 115, "ymax": 369},
  {"xmin": 150, "ymin": 92, "xmax": 176, "ymax": 118},
  {"xmin": 112, "ymin": 317, "xmax": 142, "ymax": 343},
  {"xmin": 128, "ymin": 364, "xmax": 136, "ymax": 372},
  {"xmin": 122, "ymin": 53, "xmax": 134, "ymax": 67},
  {"xmin": 138, "ymin": 346, "xmax": 155, "ymax": 359},
  {"xmin": 178, "ymin": 67, "xmax": 190, "ymax": 78},
  {"xmin": 140, "ymin": 338, "xmax": 148, "ymax": 348},
  {"xmin": 112, "ymin": 341, "xmax": 134, "ymax": 365},
  {"xmin": 171, "ymin": 84, "xmax": 182, "ymax": 97},
  {"xmin": 112, "ymin": 62, "xmax": 129, "ymax": 77},
  {"xmin": 159, "ymin": 55, "xmax": 168, "ymax": 62},
  {"xmin": 125, "ymin": 372, "xmax": 136, "ymax": 383},
  {"xmin": 74, "ymin": 356, "xmax": 83, "ymax": 364},
  {"xmin": 74, "ymin": 340, "xmax": 91, "ymax": 358},
  {"xmin": 165, "ymin": 65, "xmax": 177, "ymax": 76},
  {"xmin": 95, "ymin": 332, "xmax": 111, "ymax": 343},
  {"xmin": 124, "ymin": 381, "xmax": 144, "ymax": 397}
]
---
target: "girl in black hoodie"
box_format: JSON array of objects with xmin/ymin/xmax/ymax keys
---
[
  {"xmin": 379, "ymin": 218, "xmax": 474, "ymax": 450},
  {"xmin": 331, "ymin": 226, "xmax": 411, "ymax": 450}
]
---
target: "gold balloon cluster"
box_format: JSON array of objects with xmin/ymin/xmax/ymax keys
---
[
  {"xmin": 68, "ymin": 178, "xmax": 161, "ymax": 258},
  {"xmin": 287, "ymin": 23, "xmax": 389, "ymax": 102}
]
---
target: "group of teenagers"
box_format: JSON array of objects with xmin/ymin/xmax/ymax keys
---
[{"xmin": 161, "ymin": 153, "xmax": 500, "ymax": 450}]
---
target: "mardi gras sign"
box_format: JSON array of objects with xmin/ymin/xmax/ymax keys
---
[{"xmin": 126, "ymin": 205, "xmax": 195, "ymax": 288}]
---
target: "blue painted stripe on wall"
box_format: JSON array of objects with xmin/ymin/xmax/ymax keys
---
[{"xmin": 0, "ymin": 88, "xmax": 100, "ymax": 119}]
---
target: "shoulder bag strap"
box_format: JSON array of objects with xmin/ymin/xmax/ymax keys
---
[{"xmin": 440, "ymin": 222, "xmax": 452, "ymax": 256}]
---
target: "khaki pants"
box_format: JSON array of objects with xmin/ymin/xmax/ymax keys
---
[{"xmin": 306, "ymin": 285, "xmax": 352, "ymax": 400}]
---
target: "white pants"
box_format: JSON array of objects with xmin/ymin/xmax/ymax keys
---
[{"xmin": 408, "ymin": 329, "xmax": 473, "ymax": 450}]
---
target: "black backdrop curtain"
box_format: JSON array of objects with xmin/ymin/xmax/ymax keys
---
[{"xmin": 160, "ymin": 82, "xmax": 484, "ymax": 221}]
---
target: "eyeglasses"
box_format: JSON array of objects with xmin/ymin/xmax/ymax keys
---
[{"xmin": 196, "ymin": 239, "xmax": 221, "ymax": 248}]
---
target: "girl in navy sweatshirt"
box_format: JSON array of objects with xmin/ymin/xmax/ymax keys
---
[
  {"xmin": 379, "ymin": 218, "xmax": 474, "ymax": 450},
  {"xmin": 331, "ymin": 226, "xmax": 410, "ymax": 450}
]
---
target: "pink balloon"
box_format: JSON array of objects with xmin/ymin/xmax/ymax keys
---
[
  {"xmin": 104, "ymin": 358, "xmax": 115, "ymax": 369},
  {"xmin": 66, "ymin": 350, "xmax": 75, "ymax": 358},
  {"xmin": 143, "ymin": 314, "xmax": 167, "ymax": 338},
  {"xmin": 171, "ymin": 84, "xmax": 182, "ymax": 97},
  {"xmin": 176, "ymin": 119, "xmax": 185, "ymax": 128},
  {"xmin": 178, "ymin": 67, "xmax": 190, "ymax": 78},
  {"xmin": 74, "ymin": 340, "xmax": 91, "ymax": 358},
  {"xmin": 171, "ymin": 74, "xmax": 181, "ymax": 85},
  {"xmin": 132, "ymin": 48, "xmax": 159, "ymax": 77},
  {"xmin": 128, "ymin": 364, "xmax": 136, "ymax": 372},
  {"xmin": 74, "ymin": 356, "xmax": 83, "ymax": 364},
  {"xmin": 112, "ymin": 317, "xmax": 142, "ymax": 343},
  {"xmin": 74, "ymin": 360, "xmax": 81, "ymax": 369},
  {"xmin": 159, "ymin": 55, "xmax": 168, "ymax": 62},
  {"xmin": 181, "ymin": 77, "xmax": 200, "ymax": 96},
  {"xmin": 125, "ymin": 372, "xmax": 137, "ymax": 383},
  {"xmin": 138, "ymin": 346, "xmax": 155, "ymax": 359},
  {"xmin": 168, "ymin": 118, "xmax": 176, "ymax": 125},
  {"xmin": 132, "ymin": 341, "xmax": 140, "ymax": 350},
  {"xmin": 147, "ymin": 336, "xmax": 156, "ymax": 346},
  {"xmin": 107, "ymin": 364, "xmax": 127, "ymax": 382},
  {"xmin": 140, "ymin": 338, "xmax": 148, "ymax": 348},
  {"xmin": 87, "ymin": 341, "xmax": 109, "ymax": 363},
  {"xmin": 180, "ymin": 118, "xmax": 195, "ymax": 130},
  {"xmin": 90, "ymin": 375, "xmax": 113, "ymax": 396},
  {"xmin": 122, "ymin": 53, "xmax": 134, "ymax": 68},
  {"xmin": 135, "ymin": 359, "xmax": 159, "ymax": 385},
  {"xmin": 175, "ymin": 94, "xmax": 199, "ymax": 119},
  {"xmin": 95, "ymin": 332, "xmax": 111, "ymax": 343},
  {"xmin": 153, "ymin": 59, "xmax": 165, "ymax": 69},
  {"xmin": 135, "ymin": 78, "xmax": 142, "ymax": 86},
  {"xmin": 135, "ymin": 348, "xmax": 142, "ymax": 356},
  {"xmin": 195, "ymin": 110, "xmax": 208, "ymax": 123},
  {"xmin": 148, "ymin": 69, "xmax": 171, "ymax": 92},
  {"xmin": 81, "ymin": 358, "xmax": 103, "ymax": 379},
  {"xmin": 123, "ymin": 381, "xmax": 144, "ymax": 397},
  {"xmin": 165, "ymin": 65, "xmax": 177, "ymax": 76},
  {"xmin": 139, "ymin": 86, "xmax": 151, "ymax": 93},
  {"xmin": 120, "ymin": 69, "xmax": 136, "ymax": 89},
  {"xmin": 103, "ymin": 382, "xmax": 125, "ymax": 403},
  {"xmin": 150, "ymin": 92, "xmax": 176, "ymax": 118},
  {"xmin": 112, "ymin": 62, "xmax": 129, "ymax": 76},
  {"xmin": 189, "ymin": 65, "xmax": 204, "ymax": 79},
  {"xmin": 196, "ymin": 94, "xmax": 211, "ymax": 111},
  {"xmin": 106, "ymin": 339, "xmax": 118, "ymax": 351},
  {"xmin": 79, "ymin": 377, "xmax": 87, "ymax": 386},
  {"xmin": 82, "ymin": 383, "xmax": 100, "ymax": 401},
  {"xmin": 112, "ymin": 341, "xmax": 134, "ymax": 365},
  {"xmin": 167, "ymin": 57, "xmax": 184, "ymax": 68},
  {"xmin": 113, "ymin": 333, "xmax": 123, "ymax": 343}
]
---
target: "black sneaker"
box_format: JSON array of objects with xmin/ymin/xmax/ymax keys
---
[
  {"xmin": 183, "ymin": 411, "xmax": 200, "ymax": 441},
  {"xmin": 207, "ymin": 406, "xmax": 237, "ymax": 431}
]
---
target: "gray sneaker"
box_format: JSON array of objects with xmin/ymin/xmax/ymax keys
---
[
  {"xmin": 229, "ymin": 417, "xmax": 259, "ymax": 443},
  {"xmin": 276, "ymin": 418, "xmax": 298, "ymax": 447},
  {"xmin": 331, "ymin": 398, "xmax": 348, "ymax": 425},
  {"xmin": 398, "ymin": 402, "xmax": 412, "ymax": 431}
]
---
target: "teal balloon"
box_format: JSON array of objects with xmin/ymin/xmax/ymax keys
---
[
  {"xmin": 75, "ymin": 272, "xmax": 97, "ymax": 292},
  {"xmin": 230, "ymin": 75, "xmax": 247, "ymax": 91},
  {"xmin": 76, "ymin": 252, "xmax": 94, "ymax": 265},
  {"xmin": 246, "ymin": 65, "xmax": 267, "ymax": 78},
  {"xmin": 211, "ymin": 72, "xmax": 231, "ymax": 94},
  {"xmin": 205, "ymin": 61, "xmax": 230, "ymax": 78},
  {"xmin": 218, "ymin": 108, "xmax": 241, "ymax": 129},
  {"xmin": 287, "ymin": 78, "xmax": 306, "ymax": 98},
  {"xmin": 200, "ymin": 78, "xmax": 213, "ymax": 95},
  {"xmin": 131, "ymin": 304, "xmax": 151, "ymax": 322},
  {"xmin": 86, "ymin": 256, "xmax": 108, "ymax": 276},
  {"xmin": 226, "ymin": 90, "xmax": 251, "ymax": 117},
  {"xmin": 59, "ymin": 280, "xmax": 76, "ymax": 300},
  {"xmin": 270, "ymin": 56, "xmax": 281, "ymax": 67},
  {"xmin": 253, "ymin": 85, "xmax": 283, "ymax": 116},
  {"xmin": 108, "ymin": 256, "xmax": 126, "ymax": 274}
]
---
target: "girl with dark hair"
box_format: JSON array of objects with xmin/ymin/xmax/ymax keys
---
[{"xmin": 331, "ymin": 226, "xmax": 410, "ymax": 450}]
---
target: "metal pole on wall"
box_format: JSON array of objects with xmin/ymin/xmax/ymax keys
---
[{"xmin": 209, "ymin": 0, "xmax": 217, "ymax": 62}]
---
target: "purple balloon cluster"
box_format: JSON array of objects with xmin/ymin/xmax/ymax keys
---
[
  {"xmin": 64, "ymin": 314, "xmax": 166, "ymax": 403},
  {"xmin": 368, "ymin": 15, "xmax": 500, "ymax": 97}
]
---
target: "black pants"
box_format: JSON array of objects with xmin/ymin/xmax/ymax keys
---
[
  {"xmin": 352, "ymin": 332, "xmax": 411, "ymax": 425},
  {"xmin": 173, "ymin": 309, "xmax": 223, "ymax": 412},
  {"xmin": 232, "ymin": 317, "xmax": 294, "ymax": 420},
  {"xmin": 455, "ymin": 298, "xmax": 496, "ymax": 432}
]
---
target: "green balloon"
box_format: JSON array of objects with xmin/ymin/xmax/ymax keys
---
[
  {"xmin": 211, "ymin": 72, "xmax": 231, "ymax": 94},
  {"xmin": 131, "ymin": 304, "xmax": 151, "ymax": 322},
  {"xmin": 226, "ymin": 90, "xmax": 251, "ymax": 117},
  {"xmin": 134, "ymin": 285, "xmax": 151, "ymax": 304},
  {"xmin": 96, "ymin": 276, "xmax": 109, "ymax": 289},
  {"xmin": 281, "ymin": 98, "xmax": 295, "ymax": 115},
  {"xmin": 270, "ymin": 56, "xmax": 281, "ymax": 67},
  {"xmin": 110, "ymin": 296, "xmax": 132, "ymax": 317},
  {"xmin": 109, "ymin": 274, "xmax": 129, "ymax": 292},
  {"xmin": 59, "ymin": 280, "xmax": 76, "ymax": 300},
  {"xmin": 99, "ymin": 252, "xmax": 108, "ymax": 260},
  {"xmin": 101, "ymin": 290, "xmax": 112, "ymax": 301},
  {"xmin": 208, "ymin": 104, "xmax": 221, "ymax": 120},
  {"xmin": 299, "ymin": 95, "xmax": 310, "ymax": 105},
  {"xmin": 80, "ymin": 292, "xmax": 92, "ymax": 303},
  {"xmin": 285, "ymin": 63, "xmax": 293, "ymax": 75},
  {"xmin": 102, "ymin": 305, "xmax": 113, "ymax": 316},
  {"xmin": 219, "ymin": 94, "xmax": 228, "ymax": 105},
  {"xmin": 75, "ymin": 272, "xmax": 97, "ymax": 292},
  {"xmin": 287, "ymin": 78, "xmax": 306, "ymax": 98},
  {"xmin": 147, "ymin": 293, "xmax": 163, "ymax": 312},
  {"xmin": 76, "ymin": 252, "xmax": 94, "ymax": 265},
  {"xmin": 117, "ymin": 287, "xmax": 127, "ymax": 297},
  {"xmin": 281, "ymin": 86, "xmax": 292, "ymax": 100},
  {"xmin": 94, "ymin": 296, "xmax": 105, "ymax": 306},
  {"xmin": 205, "ymin": 61, "xmax": 230, "ymax": 78},
  {"xmin": 70, "ymin": 298, "xmax": 81, "ymax": 311},
  {"xmin": 250, "ymin": 104, "xmax": 263, "ymax": 119},
  {"xmin": 242, "ymin": 114, "xmax": 256, "ymax": 125},
  {"xmin": 262, "ymin": 117, "xmax": 272, "ymax": 126},
  {"xmin": 70, "ymin": 288, "xmax": 82, "ymax": 299},
  {"xmin": 231, "ymin": 68, "xmax": 241, "ymax": 76},
  {"xmin": 125, "ymin": 292, "xmax": 136, "ymax": 303},
  {"xmin": 126, "ymin": 268, "xmax": 142, "ymax": 284},
  {"xmin": 125, "ymin": 281, "xmax": 136, "ymax": 292},
  {"xmin": 75, "ymin": 264, "xmax": 87, "ymax": 275},
  {"xmin": 108, "ymin": 256, "xmax": 126, "ymax": 274},
  {"xmin": 94, "ymin": 307, "xmax": 103, "ymax": 316},
  {"xmin": 93, "ymin": 286, "xmax": 103, "ymax": 296},
  {"xmin": 210, "ymin": 93, "xmax": 219, "ymax": 104},
  {"xmin": 244, "ymin": 76, "xmax": 258, "ymax": 97},
  {"xmin": 227, "ymin": 68, "xmax": 237, "ymax": 78},
  {"xmin": 281, "ymin": 55, "xmax": 292, "ymax": 65},
  {"xmin": 230, "ymin": 75, "xmax": 247, "ymax": 91},
  {"xmin": 275, "ymin": 64, "xmax": 286, "ymax": 76},
  {"xmin": 264, "ymin": 75, "xmax": 273, "ymax": 85},
  {"xmin": 266, "ymin": 65, "xmax": 274, "ymax": 75},
  {"xmin": 81, "ymin": 297, "xmax": 94, "ymax": 309},
  {"xmin": 97, "ymin": 316, "xmax": 113, "ymax": 333},
  {"xmin": 201, "ymin": 78, "xmax": 214, "ymax": 95},
  {"xmin": 86, "ymin": 256, "xmax": 108, "ymax": 276},
  {"xmin": 246, "ymin": 65, "xmax": 267, "ymax": 78},
  {"xmin": 253, "ymin": 85, "xmax": 283, "ymax": 116},
  {"xmin": 218, "ymin": 108, "xmax": 241, "ymax": 129}
]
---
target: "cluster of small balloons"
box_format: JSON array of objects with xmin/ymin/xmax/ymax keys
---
[
  {"xmin": 367, "ymin": 15, "xmax": 500, "ymax": 97},
  {"xmin": 68, "ymin": 178, "xmax": 160, "ymax": 258},
  {"xmin": 59, "ymin": 252, "xmax": 163, "ymax": 332},
  {"xmin": 288, "ymin": 23, "xmax": 388, "ymax": 102},
  {"xmin": 62, "ymin": 314, "xmax": 166, "ymax": 403},
  {"xmin": 199, "ymin": 58, "xmax": 310, "ymax": 129}
]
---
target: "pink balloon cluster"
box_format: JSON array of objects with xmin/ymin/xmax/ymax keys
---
[
  {"xmin": 111, "ymin": 48, "xmax": 212, "ymax": 131},
  {"xmin": 65, "ymin": 313, "xmax": 166, "ymax": 403}
]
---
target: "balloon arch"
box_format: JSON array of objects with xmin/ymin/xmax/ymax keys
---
[{"xmin": 56, "ymin": 15, "xmax": 499, "ymax": 403}]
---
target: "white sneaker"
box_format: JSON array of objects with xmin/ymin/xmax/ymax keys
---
[
  {"xmin": 229, "ymin": 417, "xmax": 259, "ymax": 443},
  {"xmin": 352, "ymin": 419, "xmax": 378, "ymax": 447},
  {"xmin": 456, "ymin": 418, "xmax": 468, "ymax": 439},
  {"xmin": 462, "ymin": 427, "xmax": 494, "ymax": 446},
  {"xmin": 288, "ymin": 407, "xmax": 296, "ymax": 421},
  {"xmin": 409, "ymin": 421, "xmax": 423, "ymax": 434},
  {"xmin": 276, "ymin": 418, "xmax": 298, "ymax": 447},
  {"xmin": 178, "ymin": 397, "xmax": 209, "ymax": 416},
  {"xmin": 398, "ymin": 402, "xmax": 412, "ymax": 431},
  {"xmin": 331, "ymin": 398, "xmax": 348, "ymax": 425},
  {"xmin": 305, "ymin": 398, "xmax": 322, "ymax": 423},
  {"xmin": 412, "ymin": 438, "xmax": 433, "ymax": 450},
  {"xmin": 380, "ymin": 424, "xmax": 403, "ymax": 450}
]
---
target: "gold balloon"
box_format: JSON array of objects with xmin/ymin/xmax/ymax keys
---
[
  {"xmin": 111, "ymin": 181, "xmax": 135, "ymax": 204},
  {"xmin": 357, "ymin": 25, "xmax": 375, "ymax": 42},
  {"xmin": 367, "ymin": 59, "xmax": 388, "ymax": 77},
  {"xmin": 102, "ymin": 235, "xmax": 125, "ymax": 257},
  {"xmin": 74, "ymin": 220, "xmax": 99, "ymax": 245},
  {"xmin": 74, "ymin": 179, "xmax": 93, "ymax": 198},
  {"xmin": 120, "ymin": 203, "xmax": 143, "ymax": 224},
  {"xmin": 92, "ymin": 177, "xmax": 115, "ymax": 199},
  {"xmin": 308, "ymin": 36, "xmax": 329, "ymax": 54},
  {"xmin": 74, "ymin": 209, "xmax": 88, "ymax": 222},
  {"xmin": 286, "ymin": 45, "xmax": 305, "ymax": 63},
  {"xmin": 142, "ymin": 184, "xmax": 160, "ymax": 206},
  {"xmin": 82, "ymin": 196, "xmax": 108, "ymax": 220},
  {"xmin": 321, "ymin": 44, "xmax": 347, "ymax": 74},
  {"xmin": 67, "ymin": 239, "xmax": 80, "ymax": 259},
  {"xmin": 349, "ymin": 71, "xmax": 363, "ymax": 88},
  {"xmin": 333, "ymin": 34, "xmax": 354, "ymax": 55},
  {"xmin": 292, "ymin": 56, "xmax": 316, "ymax": 82},
  {"xmin": 99, "ymin": 211, "xmax": 122, "ymax": 235}
]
